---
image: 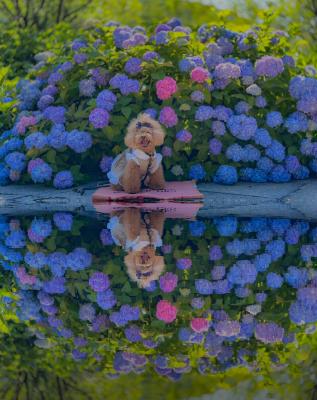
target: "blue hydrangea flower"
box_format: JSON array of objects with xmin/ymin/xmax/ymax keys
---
[
  {"xmin": 53, "ymin": 171, "xmax": 73, "ymax": 189},
  {"xmin": 189, "ymin": 221, "xmax": 206, "ymax": 236},
  {"xmin": 47, "ymin": 124, "xmax": 67, "ymax": 149},
  {"xmin": 266, "ymin": 111, "xmax": 283, "ymax": 128},
  {"xmin": 284, "ymin": 111, "xmax": 308, "ymax": 134},
  {"xmin": 195, "ymin": 279, "xmax": 213, "ymax": 295},
  {"xmin": 213, "ymin": 165, "xmax": 238, "ymax": 185},
  {"xmin": 66, "ymin": 130, "xmax": 92, "ymax": 153},
  {"xmin": 227, "ymin": 114, "xmax": 257, "ymax": 140},
  {"xmin": 195, "ymin": 106, "xmax": 214, "ymax": 121},
  {"xmin": 189, "ymin": 164, "xmax": 206, "ymax": 180},
  {"xmin": 5, "ymin": 152, "xmax": 26, "ymax": 172},
  {"xmin": 266, "ymin": 272, "xmax": 283, "ymax": 289},
  {"xmin": 227, "ymin": 260, "xmax": 257, "ymax": 285},
  {"xmin": 254, "ymin": 128, "xmax": 272, "ymax": 148},
  {"xmin": 24, "ymin": 132, "xmax": 48, "ymax": 150}
]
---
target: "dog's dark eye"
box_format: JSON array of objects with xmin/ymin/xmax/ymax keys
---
[{"xmin": 136, "ymin": 122, "xmax": 153, "ymax": 129}]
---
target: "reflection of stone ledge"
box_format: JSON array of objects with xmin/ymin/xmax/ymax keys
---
[{"xmin": 0, "ymin": 180, "xmax": 316, "ymax": 220}]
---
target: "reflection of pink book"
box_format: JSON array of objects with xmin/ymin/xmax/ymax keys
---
[
  {"xmin": 93, "ymin": 201, "xmax": 203, "ymax": 220},
  {"xmin": 92, "ymin": 181, "xmax": 204, "ymax": 202}
]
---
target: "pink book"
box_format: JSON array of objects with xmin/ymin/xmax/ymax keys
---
[
  {"xmin": 93, "ymin": 201, "xmax": 203, "ymax": 220},
  {"xmin": 92, "ymin": 181, "xmax": 203, "ymax": 202}
]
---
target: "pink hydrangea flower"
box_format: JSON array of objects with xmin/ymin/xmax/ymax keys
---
[
  {"xmin": 190, "ymin": 67, "xmax": 209, "ymax": 83},
  {"xmin": 156, "ymin": 77, "xmax": 177, "ymax": 100},
  {"xmin": 156, "ymin": 300, "xmax": 177, "ymax": 323},
  {"xmin": 159, "ymin": 272, "xmax": 178, "ymax": 293},
  {"xmin": 16, "ymin": 266, "xmax": 36, "ymax": 285},
  {"xmin": 16, "ymin": 116, "xmax": 37, "ymax": 134},
  {"xmin": 159, "ymin": 106, "xmax": 178, "ymax": 127},
  {"xmin": 191, "ymin": 317, "xmax": 209, "ymax": 333}
]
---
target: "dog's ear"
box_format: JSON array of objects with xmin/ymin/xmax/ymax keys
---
[{"xmin": 124, "ymin": 117, "xmax": 138, "ymax": 148}]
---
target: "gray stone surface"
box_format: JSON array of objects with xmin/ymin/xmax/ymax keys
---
[{"xmin": 0, "ymin": 180, "xmax": 316, "ymax": 220}]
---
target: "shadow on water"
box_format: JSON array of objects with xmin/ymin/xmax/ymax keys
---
[{"xmin": 1, "ymin": 208, "xmax": 317, "ymax": 399}]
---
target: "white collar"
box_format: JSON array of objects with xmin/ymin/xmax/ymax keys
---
[{"xmin": 131, "ymin": 148, "xmax": 156, "ymax": 160}]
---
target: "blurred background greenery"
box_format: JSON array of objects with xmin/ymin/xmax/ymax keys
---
[{"xmin": 0, "ymin": 0, "xmax": 316, "ymax": 76}]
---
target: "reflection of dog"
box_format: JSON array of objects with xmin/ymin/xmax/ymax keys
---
[
  {"xmin": 107, "ymin": 113, "xmax": 166, "ymax": 194},
  {"xmin": 107, "ymin": 209, "xmax": 165, "ymax": 288}
]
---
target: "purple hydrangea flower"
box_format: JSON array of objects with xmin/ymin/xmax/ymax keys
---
[
  {"xmin": 176, "ymin": 129, "xmax": 192, "ymax": 143},
  {"xmin": 159, "ymin": 272, "xmax": 178, "ymax": 293},
  {"xmin": 67, "ymin": 247, "xmax": 92, "ymax": 271},
  {"xmin": 209, "ymin": 138, "xmax": 222, "ymax": 155},
  {"xmin": 255, "ymin": 322, "xmax": 284, "ymax": 343},
  {"xmin": 43, "ymin": 106, "xmax": 66, "ymax": 124},
  {"xmin": 124, "ymin": 57, "xmax": 142, "ymax": 75},
  {"xmin": 89, "ymin": 272, "xmax": 110, "ymax": 292},
  {"xmin": 96, "ymin": 289, "xmax": 117, "ymax": 310},
  {"xmin": 89, "ymin": 108, "xmax": 110, "ymax": 128},
  {"xmin": 47, "ymin": 124, "xmax": 67, "ymax": 149},
  {"xmin": 176, "ymin": 258, "xmax": 192, "ymax": 270},
  {"xmin": 96, "ymin": 89, "xmax": 117, "ymax": 111},
  {"xmin": 255, "ymin": 56, "xmax": 284, "ymax": 78}
]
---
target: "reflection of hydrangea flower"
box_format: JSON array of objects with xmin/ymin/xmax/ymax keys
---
[
  {"xmin": 28, "ymin": 218, "xmax": 52, "ymax": 243},
  {"xmin": 159, "ymin": 272, "xmax": 178, "ymax": 293},
  {"xmin": 176, "ymin": 258, "xmax": 192, "ymax": 270},
  {"xmin": 43, "ymin": 106, "xmax": 66, "ymax": 124},
  {"xmin": 79, "ymin": 303, "xmax": 96, "ymax": 322},
  {"xmin": 189, "ymin": 221, "xmax": 206, "ymax": 237},
  {"xmin": 227, "ymin": 260, "xmax": 257, "ymax": 285},
  {"xmin": 209, "ymin": 245, "xmax": 223, "ymax": 261},
  {"xmin": 25, "ymin": 251, "xmax": 47, "ymax": 269},
  {"xmin": 156, "ymin": 77, "xmax": 177, "ymax": 100},
  {"xmin": 215, "ymin": 320, "xmax": 240, "ymax": 337},
  {"xmin": 191, "ymin": 318, "xmax": 209, "ymax": 333},
  {"xmin": 5, "ymin": 230, "xmax": 26, "ymax": 248},
  {"xmin": 266, "ymin": 272, "xmax": 283, "ymax": 289},
  {"xmin": 89, "ymin": 272, "xmax": 110, "ymax": 292},
  {"xmin": 53, "ymin": 212, "xmax": 73, "ymax": 231},
  {"xmin": 156, "ymin": 300, "xmax": 177, "ymax": 323},
  {"xmin": 96, "ymin": 289, "xmax": 117, "ymax": 310},
  {"xmin": 266, "ymin": 111, "xmax": 283, "ymax": 128},
  {"xmin": 255, "ymin": 322, "xmax": 284, "ymax": 343},
  {"xmin": 67, "ymin": 247, "xmax": 92, "ymax": 271}
]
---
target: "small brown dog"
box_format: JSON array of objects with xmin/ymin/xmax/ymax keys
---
[
  {"xmin": 107, "ymin": 113, "xmax": 166, "ymax": 193},
  {"xmin": 107, "ymin": 208, "xmax": 165, "ymax": 288}
]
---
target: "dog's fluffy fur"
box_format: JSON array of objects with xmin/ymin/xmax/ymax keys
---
[
  {"xmin": 112, "ymin": 113, "xmax": 166, "ymax": 194},
  {"xmin": 113, "ymin": 209, "xmax": 165, "ymax": 288}
]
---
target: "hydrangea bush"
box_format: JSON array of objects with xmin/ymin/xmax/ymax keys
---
[
  {"xmin": 1, "ymin": 19, "xmax": 317, "ymax": 187},
  {"xmin": 1, "ymin": 213, "xmax": 317, "ymax": 380}
]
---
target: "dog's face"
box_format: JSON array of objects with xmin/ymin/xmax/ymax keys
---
[
  {"xmin": 124, "ymin": 113, "xmax": 165, "ymax": 154},
  {"xmin": 124, "ymin": 245, "xmax": 165, "ymax": 288}
]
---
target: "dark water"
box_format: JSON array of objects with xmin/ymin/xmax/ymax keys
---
[{"xmin": 1, "ymin": 209, "xmax": 317, "ymax": 399}]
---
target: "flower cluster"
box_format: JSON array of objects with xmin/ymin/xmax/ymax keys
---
[{"xmin": 0, "ymin": 19, "xmax": 316, "ymax": 187}]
